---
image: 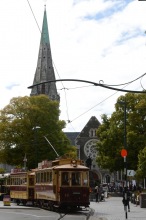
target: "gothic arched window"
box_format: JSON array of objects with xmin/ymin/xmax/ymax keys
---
[{"xmin": 42, "ymin": 84, "xmax": 45, "ymax": 94}]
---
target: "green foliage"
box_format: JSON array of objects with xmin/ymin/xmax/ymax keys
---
[
  {"xmin": 136, "ymin": 147, "xmax": 146, "ymax": 179},
  {"xmin": 0, "ymin": 168, "xmax": 5, "ymax": 173},
  {"xmin": 0, "ymin": 95, "xmax": 76, "ymax": 169},
  {"xmin": 95, "ymin": 93, "xmax": 146, "ymax": 172}
]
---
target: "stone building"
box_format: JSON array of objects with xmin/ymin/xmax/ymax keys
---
[{"xmin": 65, "ymin": 116, "xmax": 115, "ymax": 185}]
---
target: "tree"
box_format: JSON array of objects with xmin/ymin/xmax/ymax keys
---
[
  {"xmin": 0, "ymin": 168, "xmax": 5, "ymax": 173},
  {"xmin": 136, "ymin": 147, "xmax": 146, "ymax": 179},
  {"xmin": 95, "ymin": 93, "xmax": 146, "ymax": 172},
  {"xmin": 0, "ymin": 95, "xmax": 76, "ymax": 169}
]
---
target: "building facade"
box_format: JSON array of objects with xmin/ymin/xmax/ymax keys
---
[{"xmin": 65, "ymin": 116, "xmax": 115, "ymax": 185}]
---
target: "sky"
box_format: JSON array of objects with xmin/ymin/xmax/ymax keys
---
[{"xmin": 0, "ymin": 0, "xmax": 146, "ymax": 132}]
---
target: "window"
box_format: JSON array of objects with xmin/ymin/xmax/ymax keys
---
[
  {"xmin": 41, "ymin": 173, "xmax": 44, "ymax": 183},
  {"xmin": 38, "ymin": 173, "xmax": 40, "ymax": 183},
  {"xmin": 50, "ymin": 172, "xmax": 52, "ymax": 183},
  {"xmin": 82, "ymin": 172, "xmax": 88, "ymax": 186},
  {"xmin": 42, "ymin": 84, "xmax": 45, "ymax": 94},
  {"xmin": 47, "ymin": 172, "xmax": 49, "ymax": 182},
  {"xmin": 36, "ymin": 173, "xmax": 38, "ymax": 183},
  {"xmin": 72, "ymin": 172, "xmax": 80, "ymax": 186},
  {"xmin": 44, "ymin": 172, "xmax": 46, "ymax": 183},
  {"xmin": 29, "ymin": 178, "xmax": 34, "ymax": 186},
  {"xmin": 62, "ymin": 172, "xmax": 69, "ymax": 185}
]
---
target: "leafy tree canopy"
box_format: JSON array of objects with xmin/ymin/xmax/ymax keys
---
[
  {"xmin": 0, "ymin": 168, "xmax": 5, "ymax": 173},
  {"xmin": 0, "ymin": 95, "xmax": 76, "ymax": 169},
  {"xmin": 136, "ymin": 147, "xmax": 146, "ymax": 179},
  {"xmin": 95, "ymin": 93, "xmax": 146, "ymax": 172}
]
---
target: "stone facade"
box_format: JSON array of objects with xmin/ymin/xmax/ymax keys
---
[{"xmin": 65, "ymin": 116, "xmax": 115, "ymax": 185}]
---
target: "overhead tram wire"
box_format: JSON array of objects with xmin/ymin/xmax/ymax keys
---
[
  {"xmin": 52, "ymin": 61, "xmax": 76, "ymax": 131},
  {"xmin": 71, "ymin": 84, "xmax": 130, "ymax": 123},
  {"xmin": 26, "ymin": 0, "xmax": 75, "ymax": 131},
  {"xmin": 101, "ymin": 73, "xmax": 146, "ymax": 87},
  {"xmin": 26, "ymin": 0, "xmax": 41, "ymax": 33}
]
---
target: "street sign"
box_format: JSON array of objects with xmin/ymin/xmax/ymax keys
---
[
  {"xmin": 127, "ymin": 170, "xmax": 136, "ymax": 176},
  {"xmin": 121, "ymin": 149, "xmax": 127, "ymax": 157}
]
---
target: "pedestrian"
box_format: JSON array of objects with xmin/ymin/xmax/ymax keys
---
[
  {"xmin": 94, "ymin": 186, "xmax": 99, "ymax": 203},
  {"xmin": 123, "ymin": 187, "xmax": 130, "ymax": 212}
]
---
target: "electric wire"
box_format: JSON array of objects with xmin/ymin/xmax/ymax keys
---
[
  {"xmin": 70, "ymin": 84, "xmax": 130, "ymax": 123},
  {"xmin": 26, "ymin": 0, "xmax": 41, "ymax": 33},
  {"xmin": 140, "ymin": 74, "xmax": 146, "ymax": 91},
  {"xmin": 101, "ymin": 73, "xmax": 146, "ymax": 87},
  {"xmin": 58, "ymin": 85, "xmax": 94, "ymax": 90},
  {"xmin": 26, "ymin": 0, "xmax": 75, "ymax": 131}
]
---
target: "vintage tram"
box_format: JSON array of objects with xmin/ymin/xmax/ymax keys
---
[
  {"xmin": 0, "ymin": 173, "xmax": 10, "ymax": 200},
  {"xmin": 10, "ymin": 158, "xmax": 90, "ymax": 210}
]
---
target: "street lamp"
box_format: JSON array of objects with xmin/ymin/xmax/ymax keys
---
[
  {"xmin": 116, "ymin": 97, "xmax": 128, "ymax": 219},
  {"xmin": 32, "ymin": 126, "xmax": 41, "ymax": 168}
]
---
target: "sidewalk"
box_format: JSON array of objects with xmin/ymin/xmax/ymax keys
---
[
  {"xmin": 0, "ymin": 201, "xmax": 40, "ymax": 209},
  {"xmin": 89, "ymin": 197, "xmax": 146, "ymax": 220}
]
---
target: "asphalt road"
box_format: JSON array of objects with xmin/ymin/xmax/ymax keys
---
[
  {"xmin": 0, "ymin": 209, "xmax": 88, "ymax": 220},
  {"xmin": 0, "ymin": 209, "xmax": 60, "ymax": 220}
]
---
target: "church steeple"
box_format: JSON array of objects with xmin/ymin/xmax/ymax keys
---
[{"xmin": 30, "ymin": 6, "xmax": 60, "ymax": 102}]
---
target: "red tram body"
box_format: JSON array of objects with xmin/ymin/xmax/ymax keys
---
[{"xmin": 10, "ymin": 158, "xmax": 90, "ymax": 210}]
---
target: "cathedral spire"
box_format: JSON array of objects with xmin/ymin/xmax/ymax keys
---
[{"xmin": 30, "ymin": 7, "xmax": 60, "ymax": 102}]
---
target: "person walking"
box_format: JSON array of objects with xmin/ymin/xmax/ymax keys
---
[
  {"xmin": 123, "ymin": 187, "xmax": 130, "ymax": 212},
  {"xmin": 94, "ymin": 186, "xmax": 99, "ymax": 203}
]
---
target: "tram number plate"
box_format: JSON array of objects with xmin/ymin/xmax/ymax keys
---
[{"xmin": 73, "ymin": 192, "xmax": 81, "ymax": 195}]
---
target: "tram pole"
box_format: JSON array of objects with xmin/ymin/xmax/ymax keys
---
[
  {"xmin": 116, "ymin": 97, "xmax": 128, "ymax": 219},
  {"xmin": 32, "ymin": 125, "xmax": 40, "ymax": 168}
]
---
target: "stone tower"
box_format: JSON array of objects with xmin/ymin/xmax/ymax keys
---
[{"xmin": 30, "ymin": 6, "xmax": 60, "ymax": 102}]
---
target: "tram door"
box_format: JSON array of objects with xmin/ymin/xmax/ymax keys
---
[
  {"xmin": 28, "ymin": 175, "xmax": 35, "ymax": 200},
  {"xmin": 57, "ymin": 171, "xmax": 60, "ymax": 201}
]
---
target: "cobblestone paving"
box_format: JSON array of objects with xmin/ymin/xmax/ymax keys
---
[{"xmin": 89, "ymin": 197, "xmax": 146, "ymax": 220}]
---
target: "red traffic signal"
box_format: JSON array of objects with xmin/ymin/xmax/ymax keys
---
[{"xmin": 121, "ymin": 149, "xmax": 127, "ymax": 157}]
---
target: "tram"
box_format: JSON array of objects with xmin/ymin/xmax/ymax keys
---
[
  {"xmin": 0, "ymin": 173, "xmax": 10, "ymax": 200},
  {"xmin": 10, "ymin": 157, "xmax": 90, "ymax": 210}
]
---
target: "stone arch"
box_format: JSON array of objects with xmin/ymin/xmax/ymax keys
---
[
  {"xmin": 103, "ymin": 173, "xmax": 112, "ymax": 183},
  {"xmin": 91, "ymin": 169, "xmax": 102, "ymax": 183}
]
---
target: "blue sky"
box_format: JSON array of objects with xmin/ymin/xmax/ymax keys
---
[{"xmin": 0, "ymin": 0, "xmax": 146, "ymax": 132}]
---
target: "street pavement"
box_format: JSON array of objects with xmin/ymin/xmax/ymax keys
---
[
  {"xmin": 89, "ymin": 197, "xmax": 146, "ymax": 220},
  {"xmin": 0, "ymin": 200, "xmax": 40, "ymax": 209}
]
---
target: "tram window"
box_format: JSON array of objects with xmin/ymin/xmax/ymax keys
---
[
  {"xmin": 44, "ymin": 172, "xmax": 46, "ymax": 183},
  {"xmin": 36, "ymin": 173, "xmax": 38, "ymax": 183},
  {"xmin": 14, "ymin": 178, "xmax": 16, "ymax": 185},
  {"xmin": 25, "ymin": 178, "xmax": 27, "ymax": 184},
  {"xmin": 72, "ymin": 172, "xmax": 80, "ymax": 186},
  {"xmin": 29, "ymin": 178, "xmax": 34, "ymax": 186},
  {"xmin": 50, "ymin": 172, "xmax": 52, "ymax": 183},
  {"xmin": 23, "ymin": 177, "xmax": 25, "ymax": 184},
  {"xmin": 47, "ymin": 172, "xmax": 49, "ymax": 182},
  {"xmin": 11, "ymin": 178, "xmax": 13, "ymax": 185},
  {"xmin": 38, "ymin": 173, "xmax": 40, "ymax": 183},
  {"xmin": 41, "ymin": 173, "xmax": 44, "ymax": 183},
  {"xmin": 18, "ymin": 178, "xmax": 20, "ymax": 185},
  {"xmin": 62, "ymin": 172, "xmax": 69, "ymax": 185},
  {"xmin": 82, "ymin": 172, "xmax": 88, "ymax": 186}
]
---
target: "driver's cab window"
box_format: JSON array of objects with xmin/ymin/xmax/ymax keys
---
[
  {"xmin": 72, "ymin": 172, "xmax": 80, "ymax": 186},
  {"xmin": 82, "ymin": 172, "xmax": 88, "ymax": 186},
  {"xmin": 62, "ymin": 172, "xmax": 69, "ymax": 185}
]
